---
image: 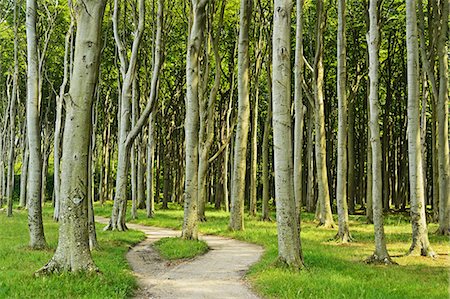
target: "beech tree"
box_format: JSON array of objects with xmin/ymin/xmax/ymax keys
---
[
  {"xmin": 36, "ymin": 0, "xmax": 107, "ymax": 274},
  {"xmin": 272, "ymin": 0, "xmax": 303, "ymax": 269}
]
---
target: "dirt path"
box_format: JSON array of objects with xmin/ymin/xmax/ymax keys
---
[{"xmin": 95, "ymin": 217, "xmax": 264, "ymax": 299}]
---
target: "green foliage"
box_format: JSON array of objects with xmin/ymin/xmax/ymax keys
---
[
  {"xmin": 96, "ymin": 202, "xmax": 449, "ymax": 299},
  {"xmin": 153, "ymin": 237, "xmax": 209, "ymax": 260},
  {"xmin": 0, "ymin": 208, "xmax": 145, "ymax": 299}
]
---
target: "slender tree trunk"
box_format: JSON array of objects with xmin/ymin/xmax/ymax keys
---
[
  {"xmin": 437, "ymin": 0, "xmax": 450, "ymax": 236},
  {"xmin": 405, "ymin": 0, "xmax": 434, "ymax": 256},
  {"xmin": 36, "ymin": 0, "xmax": 106, "ymax": 274},
  {"xmin": 294, "ymin": 0, "xmax": 305, "ymax": 218},
  {"xmin": 314, "ymin": 0, "xmax": 334, "ymax": 228},
  {"xmin": 262, "ymin": 62, "xmax": 272, "ymax": 221},
  {"xmin": 19, "ymin": 138, "xmax": 29, "ymax": 208},
  {"xmin": 25, "ymin": 0, "xmax": 47, "ymax": 249},
  {"xmin": 229, "ymin": 0, "xmax": 251, "ymax": 231},
  {"xmin": 146, "ymin": 110, "xmax": 156, "ymax": 217},
  {"xmin": 306, "ymin": 108, "xmax": 315, "ymax": 213},
  {"xmin": 335, "ymin": 0, "xmax": 351, "ymax": 242},
  {"xmin": 272, "ymin": 0, "xmax": 303, "ymax": 269},
  {"xmin": 366, "ymin": 0, "xmax": 394, "ymax": 264},
  {"xmin": 182, "ymin": 0, "xmax": 208, "ymax": 240}
]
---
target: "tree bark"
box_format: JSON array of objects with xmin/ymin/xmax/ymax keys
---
[
  {"xmin": 229, "ymin": 0, "xmax": 251, "ymax": 231},
  {"xmin": 314, "ymin": 0, "xmax": 334, "ymax": 228},
  {"xmin": 365, "ymin": 0, "xmax": 394, "ymax": 264},
  {"xmin": 436, "ymin": 0, "xmax": 450, "ymax": 236},
  {"xmin": 25, "ymin": 0, "xmax": 47, "ymax": 249},
  {"xmin": 272, "ymin": 0, "xmax": 303, "ymax": 269},
  {"xmin": 182, "ymin": 0, "xmax": 208, "ymax": 240},
  {"xmin": 405, "ymin": 0, "xmax": 434, "ymax": 256},
  {"xmin": 36, "ymin": 0, "xmax": 106, "ymax": 274},
  {"xmin": 335, "ymin": 0, "xmax": 351, "ymax": 242}
]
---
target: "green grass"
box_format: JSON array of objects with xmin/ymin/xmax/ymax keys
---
[
  {"xmin": 96, "ymin": 202, "xmax": 450, "ymax": 299},
  {"xmin": 153, "ymin": 237, "xmax": 209, "ymax": 260},
  {"xmin": 0, "ymin": 207, "xmax": 145, "ymax": 299}
]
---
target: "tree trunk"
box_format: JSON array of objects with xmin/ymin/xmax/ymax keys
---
[
  {"xmin": 146, "ymin": 110, "xmax": 156, "ymax": 217},
  {"xmin": 366, "ymin": 0, "xmax": 394, "ymax": 264},
  {"xmin": 229, "ymin": 0, "xmax": 251, "ymax": 231},
  {"xmin": 405, "ymin": 0, "xmax": 434, "ymax": 256},
  {"xmin": 272, "ymin": 0, "xmax": 303, "ymax": 269},
  {"xmin": 314, "ymin": 0, "xmax": 334, "ymax": 228},
  {"xmin": 182, "ymin": 0, "xmax": 208, "ymax": 240},
  {"xmin": 19, "ymin": 138, "xmax": 29, "ymax": 208},
  {"xmin": 437, "ymin": 0, "xmax": 450, "ymax": 236},
  {"xmin": 25, "ymin": 0, "xmax": 47, "ymax": 249},
  {"xmin": 306, "ymin": 107, "xmax": 315, "ymax": 213},
  {"xmin": 262, "ymin": 62, "xmax": 272, "ymax": 221},
  {"xmin": 36, "ymin": 0, "xmax": 106, "ymax": 274},
  {"xmin": 335, "ymin": 0, "xmax": 351, "ymax": 242}
]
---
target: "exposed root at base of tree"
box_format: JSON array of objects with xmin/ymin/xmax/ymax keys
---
[
  {"xmin": 261, "ymin": 216, "xmax": 273, "ymax": 222},
  {"xmin": 364, "ymin": 254, "xmax": 398, "ymax": 265},
  {"xmin": 316, "ymin": 222, "xmax": 336, "ymax": 229},
  {"xmin": 103, "ymin": 222, "xmax": 128, "ymax": 232},
  {"xmin": 332, "ymin": 232, "xmax": 355, "ymax": 243},
  {"xmin": 273, "ymin": 257, "xmax": 304, "ymax": 271},
  {"xmin": 406, "ymin": 246, "xmax": 436, "ymax": 258},
  {"xmin": 35, "ymin": 259, "xmax": 100, "ymax": 277},
  {"xmin": 198, "ymin": 216, "xmax": 207, "ymax": 222}
]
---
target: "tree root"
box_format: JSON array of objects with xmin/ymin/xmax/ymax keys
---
[
  {"xmin": 364, "ymin": 254, "xmax": 398, "ymax": 265},
  {"xmin": 35, "ymin": 259, "xmax": 100, "ymax": 277},
  {"xmin": 332, "ymin": 232, "xmax": 355, "ymax": 243}
]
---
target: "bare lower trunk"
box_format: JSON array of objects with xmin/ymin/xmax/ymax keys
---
[
  {"xmin": 272, "ymin": 0, "xmax": 303, "ymax": 269},
  {"xmin": 366, "ymin": 0, "xmax": 394, "ymax": 264},
  {"xmin": 182, "ymin": 0, "xmax": 208, "ymax": 240},
  {"xmin": 146, "ymin": 111, "xmax": 156, "ymax": 218},
  {"xmin": 36, "ymin": 0, "xmax": 106, "ymax": 274},
  {"xmin": 335, "ymin": 0, "xmax": 351, "ymax": 242},
  {"xmin": 405, "ymin": 0, "xmax": 434, "ymax": 256},
  {"xmin": 437, "ymin": 0, "xmax": 450, "ymax": 236},
  {"xmin": 262, "ymin": 64, "xmax": 272, "ymax": 221},
  {"xmin": 25, "ymin": 0, "xmax": 46, "ymax": 249},
  {"xmin": 229, "ymin": 0, "xmax": 251, "ymax": 231},
  {"xmin": 306, "ymin": 108, "xmax": 315, "ymax": 213},
  {"xmin": 314, "ymin": 0, "xmax": 334, "ymax": 228},
  {"xmin": 19, "ymin": 141, "xmax": 29, "ymax": 208}
]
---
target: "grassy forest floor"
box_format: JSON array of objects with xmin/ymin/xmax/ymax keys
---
[
  {"xmin": 1, "ymin": 202, "xmax": 448, "ymax": 298},
  {"xmin": 0, "ymin": 207, "xmax": 145, "ymax": 299},
  {"xmin": 95, "ymin": 202, "xmax": 449, "ymax": 299}
]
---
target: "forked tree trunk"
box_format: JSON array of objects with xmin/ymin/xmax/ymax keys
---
[
  {"xmin": 272, "ymin": 0, "xmax": 303, "ymax": 269},
  {"xmin": 25, "ymin": 0, "xmax": 46, "ymax": 249},
  {"xmin": 365, "ymin": 0, "xmax": 394, "ymax": 264},
  {"xmin": 229, "ymin": 0, "xmax": 251, "ymax": 231},
  {"xmin": 405, "ymin": 0, "xmax": 434, "ymax": 256},
  {"xmin": 36, "ymin": 0, "xmax": 106, "ymax": 274}
]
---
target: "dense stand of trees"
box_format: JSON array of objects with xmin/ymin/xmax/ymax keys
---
[{"xmin": 0, "ymin": 0, "xmax": 448, "ymax": 272}]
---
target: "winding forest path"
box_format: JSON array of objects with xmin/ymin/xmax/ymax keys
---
[{"xmin": 95, "ymin": 217, "xmax": 264, "ymax": 299}]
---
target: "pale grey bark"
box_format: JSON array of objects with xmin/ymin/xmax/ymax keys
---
[
  {"xmin": 436, "ymin": 0, "xmax": 450, "ymax": 236},
  {"xmin": 19, "ymin": 137, "xmax": 29, "ymax": 208},
  {"xmin": 335, "ymin": 0, "xmax": 351, "ymax": 242},
  {"xmin": 53, "ymin": 18, "xmax": 73, "ymax": 221},
  {"xmin": 262, "ymin": 61, "xmax": 272, "ymax": 221},
  {"xmin": 146, "ymin": 110, "xmax": 156, "ymax": 218},
  {"xmin": 365, "ymin": 0, "xmax": 393, "ymax": 264},
  {"xmin": 272, "ymin": 0, "xmax": 303, "ymax": 269},
  {"xmin": 305, "ymin": 108, "xmax": 315, "ymax": 213},
  {"xmin": 294, "ymin": 0, "xmax": 305, "ymax": 218},
  {"xmin": 182, "ymin": 0, "xmax": 208, "ymax": 240},
  {"xmin": 25, "ymin": 0, "xmax": 46, "ymax": 249},
  {"xmin": 314, "ymin": 0, "xmax": 334, "ymax": 228},
  {"xmin": 36, "ymin": 0, "xmax": 106, "ymax": 274},
  {"xmin": 230, "ymin": 0, "xmax": 251, "ymax": 231},
  {"xmin": 107, "ymin": 0, "xmax": 146, "ymax": 231},
  {"xmin": 7, "ymin": 0, "xmax": 19, "ymax": 217},
  {"xmin": 405, "ymin": 0, "xmax": 434, "ymax": 256}
]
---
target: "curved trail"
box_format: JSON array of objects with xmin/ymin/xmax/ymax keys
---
[{"xmin": 95, "ymin": 217, "xmax": 263, "ymax": 299}]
